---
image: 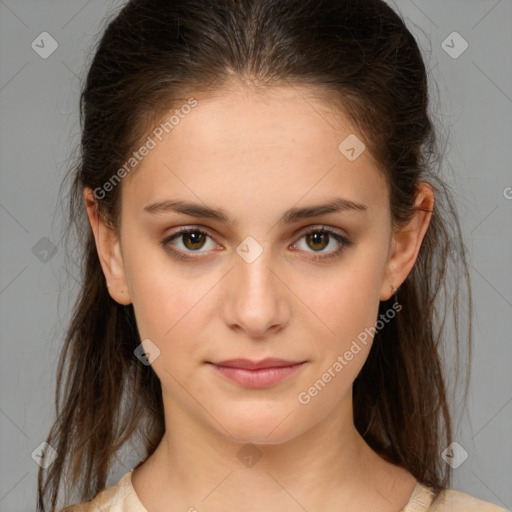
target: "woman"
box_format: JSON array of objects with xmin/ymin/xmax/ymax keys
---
[{"xmin": 37, "ymin": 0, "xmax": 507, "ymax": 511}]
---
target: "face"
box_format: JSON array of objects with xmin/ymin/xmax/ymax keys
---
[{"xmin": 87, "ymin": 83, "xmax": 428, "ymax": 446}]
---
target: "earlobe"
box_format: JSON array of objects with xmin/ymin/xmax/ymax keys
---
[
  {"xmin": 380, "ymin": 182, "xmax": 435, "ymax": 302},
  {"xmin": 83, "ymin": 187, "xmax": 132, "ymax": 305}
]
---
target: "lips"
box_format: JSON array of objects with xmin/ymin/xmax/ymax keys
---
[
  {"xmin": 207, "ymin": 358, "xmax": 307, "ymax": 388},
  {"xmin": 210, "ymin": 358, "xmax": 304, "ymax": 370}
]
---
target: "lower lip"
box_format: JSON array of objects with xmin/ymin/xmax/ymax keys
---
[{"xmin": 209, "ymin": 362, "xmax": 306, "ymax": 388}]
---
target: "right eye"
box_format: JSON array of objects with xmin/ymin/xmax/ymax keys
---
[{"xmin": 160, "ymin": 227, "xmax": 220, "ymax": 261}]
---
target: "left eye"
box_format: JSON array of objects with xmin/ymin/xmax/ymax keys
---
[
  {"xmin": 160, "ymin": 226, "xmax": 352, "ymax": 261},
  {"xmin": 292, "ymin": 228, "xmax": 348, "ymax": 257}
]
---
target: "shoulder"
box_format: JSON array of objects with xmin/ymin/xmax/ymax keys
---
[
  {"xmin": 404, "ymin": 483, "xmax": 509, "ymax": 512},
  {"xmin": 430, "ymin": 488, "xmax": 509, "ymax": 512},
  {"xmin": 57, "ymin": 470, "xmax": 137, "ymax": 512}
]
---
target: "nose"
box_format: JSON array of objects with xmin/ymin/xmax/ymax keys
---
[{"xmin": 220, "ymin": 248, "xmax": 291, "ymax": 339}]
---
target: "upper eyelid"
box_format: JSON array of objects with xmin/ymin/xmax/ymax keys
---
[{"xmin": 169, "ymin": 224, "xmax": 347, "ymax": 241}]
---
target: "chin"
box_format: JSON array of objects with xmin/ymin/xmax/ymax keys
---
[
  {"xmin": 227, "ymin": 428, "xmax": 295, "ymax": 446},
  {"xmin": 217, "ymin": 410, "xmax": 305, "ymax": 446}
]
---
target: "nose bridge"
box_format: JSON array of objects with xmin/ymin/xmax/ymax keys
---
[
  {"xmin": 235, "ymin": 236, "xmax": 279, "ymax": 302},
  {"xmin": 222, "ymin": 235, "xmax": 289, "ymax": 336}
]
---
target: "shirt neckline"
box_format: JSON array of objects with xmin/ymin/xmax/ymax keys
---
[{"xmin": 125, "ymin": 469, "xmax": 434, "ymax": 512}]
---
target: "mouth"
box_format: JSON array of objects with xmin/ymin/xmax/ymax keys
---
[{"xmin": 206, "ymin": 358, "xmax": 307, "ymax": 388}]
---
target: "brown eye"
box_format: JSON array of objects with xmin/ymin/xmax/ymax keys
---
[
  {"xmin": 181, "ymin": 230, "xmax": 207, "ymax": 251},
  {"xmin": 160, "ymin": 225, "xmax": 352, "ymax": 263},
  {"xmin": 305, "ymin": 231, "xmax": 330, "ymax": 252},
  {"xmin": 161, "ymin": 228, "xmax": 218, "ymax": 260},
  {"xmin": 293, "ymin": 227, "xmax": 353, "ymax": 261}
]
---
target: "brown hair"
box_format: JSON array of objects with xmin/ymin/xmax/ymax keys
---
[{"xmin": 38, "ymin": 0, "xmax": 472, "ymax": 510}]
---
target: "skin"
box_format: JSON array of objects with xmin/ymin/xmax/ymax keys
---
[{"xmin": 84, "ymin": 81, "xmax": 434, "ymax": 512}]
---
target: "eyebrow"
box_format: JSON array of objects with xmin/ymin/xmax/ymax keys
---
[{"xmin": 143, "ymin": 197, "xmax": 367, "ymax": 225}]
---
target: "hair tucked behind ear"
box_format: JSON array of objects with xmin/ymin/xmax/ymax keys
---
[{"xmin": 38, "ymin": 0, "xmax": 471, "ymax": 509}]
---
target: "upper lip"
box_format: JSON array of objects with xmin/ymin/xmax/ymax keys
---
[{"xmin": 209, "ymin": 358, "xmax": 305, "ymax": 370}]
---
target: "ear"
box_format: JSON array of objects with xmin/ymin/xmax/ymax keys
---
[
  {"xmin": 83, "ymin": 187, "xmax": 132, "ymax": 305},
  {"xmin": 379, "ymin": 182, "xmax": 435, "ymax": 301}
]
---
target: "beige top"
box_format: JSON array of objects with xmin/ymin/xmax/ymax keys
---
[{"xmin": 60, "ymin": 469, "xmax": 509, "ymax": 512}]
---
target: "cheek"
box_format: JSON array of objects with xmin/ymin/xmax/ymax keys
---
[
  {"xmin": 291, "ymin": 261, "xmax": 383, "ymax": 345},
  {"xmin": 130, "ymin": 277, "xmax": 211, "ymax": 387},
  {"xmin": 124, "ymin": 245, "xmax": 210, "ymax": 350}
]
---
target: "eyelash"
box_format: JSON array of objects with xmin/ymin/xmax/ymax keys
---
[{"xmin": 160, "ymin": 225, "xmax": 353, "ymax": 262}]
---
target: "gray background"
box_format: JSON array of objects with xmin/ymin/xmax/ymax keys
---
[{"xmin": 0, "ymin": 0, "xmax": 511, "ymax": 510}]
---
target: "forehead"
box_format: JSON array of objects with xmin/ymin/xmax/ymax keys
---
[{"xmin": 120, "ymin": 84, "xmax": 389, "ymax": 222}]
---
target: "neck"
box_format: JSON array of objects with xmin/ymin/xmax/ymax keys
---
[{"xmin": 138, "ymin": 389, "xmax": 386, "ymax": 510}]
